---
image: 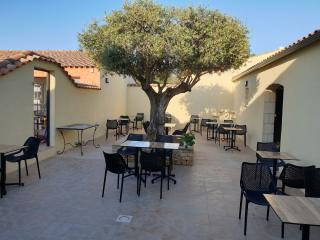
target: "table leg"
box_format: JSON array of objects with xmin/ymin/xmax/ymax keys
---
[
  {"xmin": 80, "ymin": 130, "xmax": 84, "ymax": 156},
  {"xmin": 0, "ymin": 153, "xmax": 7, "ymax": 197},
  {"xmin": 165, "ymin": 127, "xmax": 169, "ymax": 135},
  {"xmin": 57, "ymin": 130, "xmax": 66, "ymax": 154},
  {"xmin": 134, "ymin": 149, "xmax": 139, "ymax": 176},
  {"xmin": 301, "ymin": 225, "xmax": 310, "ymax": 240}
]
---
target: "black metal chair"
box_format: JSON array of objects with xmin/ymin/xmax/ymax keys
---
[
  {"xmin": 305, "ymin": 168, "xmax": 320, "ymax": 198},
  {"xmin": 134, "ymin": 113, "xmax": 144, "ymax": 129},
  {"xmin": 279, "ymin": 163, "xmax": 315, "ymax": 238},
  {"xmin": 206, "ymin": 119, "xmax": 217, "ymax": 140},
  {"xmin": 106, "ymin": 120, "xmax": 119, "ymax": 140},
  {"xmin": 143, "ymin": 121, "xmax": 150, "ymax": 134},
  {"xmin": 190, "ymin": 115, "xmax": 200, "ymax": 132},
  {"xmin": 235, "ymin": 124, "xmax": 247, "ymax": 147},
  {"xmin": 172, "ymin": 122, "xmax": 190, "ymax": 135},
  {"xmin": 165, "ymin": 113, "xmax": 172, "ymax": 123},
  {"xmin": 119, "ymin": 115, "xmax": 134, "ymax": 134},
  {"xmin": 138, "ymin": 151, "xmax": 165, "ymax": 199},
  {"xmin": 200, "ymin": 118, "xmax": 210, "ymax": 136},
  {"xmin": 239, "ymin": 162, "xmax": 276, "ymax": 236},
  {"xmin": 5, "ymin": 137, "xmax": 41, "ymax": 186},
  {"xmin": 117, "ymin": 134, "xmax": 143, "ymax": 168},
  {"xmin": 224, "ymin": 119, "xmax": 234, "ymax": 123},
  {"xmin": 216, "ymin": 124, "xmax": 232, "ymax": 145},
  {"xmin": 101, "ymin": 152, "xmax": 136, "ymax": 202}
]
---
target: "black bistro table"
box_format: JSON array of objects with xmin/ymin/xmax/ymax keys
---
[
  {"xmin": 57, "ymin": 123, "xmax": 100, "ymax": 156},
  {"xmin": 0, "ymin": 144, "xmax": 27, "ymax": 197}
]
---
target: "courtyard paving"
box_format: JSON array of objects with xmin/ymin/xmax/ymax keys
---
[{"xmin": 0, "ymin": 130, "xmax": 319, "ymax": 240}]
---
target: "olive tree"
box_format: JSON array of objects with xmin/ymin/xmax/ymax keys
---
[{"xmin": 79, "ymin": 0, "xmax": 249, "ymax": 139}]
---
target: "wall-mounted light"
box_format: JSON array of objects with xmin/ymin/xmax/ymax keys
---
[{"xmin": 245, "ymin": 80, "xmax": 249, "ymax": 88}]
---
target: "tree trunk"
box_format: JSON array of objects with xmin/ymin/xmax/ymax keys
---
[{"xmin": 147, "ymin": 93, "xmax": 170, "ymax": 140}]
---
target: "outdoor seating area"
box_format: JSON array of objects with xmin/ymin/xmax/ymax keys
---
[{"xmin": 1, "ymin": 128, "xmax": 320, "ymax": 239}]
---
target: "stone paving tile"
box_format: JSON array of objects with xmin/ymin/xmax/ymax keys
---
[{"xmin": 0, "ymin": 131, "xmax": 319, "ymax": 239}]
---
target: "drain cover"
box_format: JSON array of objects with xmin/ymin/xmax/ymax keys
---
[{"xmin": 116, "ymin": 215, "xmax": 133, "ymax": 223}]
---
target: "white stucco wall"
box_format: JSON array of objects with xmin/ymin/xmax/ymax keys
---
[
  {"xmin": 0, "ymin": 60, "xmax": 128, "ymax": 173},
  {"xmin": 233, "ymin": 41, "xmax": 320, "ymax": 166}
]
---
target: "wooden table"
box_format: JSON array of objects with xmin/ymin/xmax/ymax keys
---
[
  {"xmin": 120, "ymin": 140, "xmax": 180, "ymax": 176},
  {"xmin": 0, "ymin": 144, "xmax": 27, "ymax": 197},
  {"xmin": 256, "ymin": 151, "xmax": 298, "ymax": 179},
  {"xmin": 223, "ymin": 127, "xmax": 242, "ymax": 151},
  {"xmin": 164, "ymin": 123, "xmax": 176, "ymax": 135},
  {"xmin": 264, "ymin": 194, "xmax": 320, "ymax": 240},
  {"xmin": 57, "ymin": 124, "xmax": 100, "ymax": 156}
]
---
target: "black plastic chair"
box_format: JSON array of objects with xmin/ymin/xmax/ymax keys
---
[
  {"xmin": 119, "ymin": 115, "xmax": 134, "ymax": 134},
  {"xmin": 235, "ymin": 124, "xmax": 247, "ymax": 147},
  {"xmin": 239, "ymin": 162, "xmax": 276, "ymax": 235},
  {"xmin": 305, "ymin": 168, "xmax": 320, "ymax": 198},
  {"xmin": 117, "ymin": 134, "xmax": 143, "ymax": 167},
  {"xmin": 172, "ymin": 122, "xmax": 190, "ymax": 135},
  {"xmin": 138, "ymin": 151, "xmax": 165, "ymax": 199},
  {"xmin": 165, "ymin": 113, "xmax": 172, "ymax": 123},
  {"xmin": 206, "ymin": 119, "xmax": 217, "ymax": 140},
  {"xmin": 200, "ymin": 118, "xmax": 210, "ymax": 136},
  {"xmin": 102, "ymin": 152, "xmax": 136, "ymax": 202},
  {"xmin": 106, "ymin": 120, "xmax": 119, "ymax": 140},
  {"xmin": 224, "ymin": 119, "xmax": 234, "ymax": 123},
  {"xmin": 279, "ymin": 163, "xmax": 315, "ymax": 194},
  {"xmin": 190, "ymin": 115, "xmax": 200, "ymax": 132},
  {"xmin": 143, "ymin": 121, "xmax": 150, "ymax": 134},
  {"xmin": 216, "ymin": 124, "xmax": 232, "ymax": 145},
  {"xmin": 6, "ymin": 137, "xmax": 41, "ymax": 186},
  {"xmin": 134, "ymin": 113, "xmax": 144, "ymax": 129},
  {"xmin": 279, "ymin": 163, "xmax": 315, "ymax": 238}
]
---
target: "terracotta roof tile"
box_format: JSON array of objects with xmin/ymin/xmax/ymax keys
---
[{"xmin": 0, "ymin": 50, "xmax": 100, "ymax": 90}]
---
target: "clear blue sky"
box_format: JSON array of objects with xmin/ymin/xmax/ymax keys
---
[{"xmin": 1, "ymin": 0, "xmax": 319, "ymax": 54}]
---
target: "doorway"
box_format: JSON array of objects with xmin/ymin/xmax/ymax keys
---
[
  {"xmin": 33, "ymin": 69, "xmax": 50, "ymax": 146},
  {"xmin": 273, "ymin": 85, "xmax": 284, "ymax": 145}
]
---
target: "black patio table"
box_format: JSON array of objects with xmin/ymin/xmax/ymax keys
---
[
  {"xmin": 0, "ymin": 144, "xmax": 27, "ymax": 197},
  {"xmin": 57, "ymin": 123, "xmax": 100, "ymax": 156}
]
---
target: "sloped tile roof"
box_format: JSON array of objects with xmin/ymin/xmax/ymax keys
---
[
  {"xmin": 0, "ymin": 50, "xmax": 100, "ymax": 89},
  {"xmin": 232, "ymin": 29, "xmax": 320, "ymax": 81},
  {"xmin": 0, "ymin": 50, "xmax": 95, "ymax": 67}
]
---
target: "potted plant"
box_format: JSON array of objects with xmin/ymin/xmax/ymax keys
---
[{"xmin": 181, "ymin": 133, "xmax": 195, "ymax": 148}]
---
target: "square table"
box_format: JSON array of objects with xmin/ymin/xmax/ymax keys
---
[
  {"xmin": 164, "ymin": 123, "xmax": 176, "ymax": 135},
  {"xmin": 256, "ymin": 151, "xmax": 298, "ymax": 179},
  {"xmin": 264, "ymin": 194, "xmax": 320, "ymax": 240},
  {"xmin": 0, "ymin": 144, "xmax": 27, "ymax": 197},
  {"xmin": 57, "ymin": 123, "xmax": 100, "ymax": 156}
]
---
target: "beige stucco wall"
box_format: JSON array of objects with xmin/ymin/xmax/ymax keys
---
[
  {"xmin": 233, "ymin": 41, "xmax": 320, "ymax": 166},
  {"xmin": 127, "ymin": 72, "xmax": 235, "ymax": 128},
  {"xmin": 0, "ymin": 60, "xmax": 128, "ymax": 173}
]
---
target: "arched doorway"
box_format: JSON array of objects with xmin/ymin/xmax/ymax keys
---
[{"xmin": 262, "ymin": 84, "xmax": 284, "ymax": 147}]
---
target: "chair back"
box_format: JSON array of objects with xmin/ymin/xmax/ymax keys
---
[
  {"xmin": 235, "ymin": 124, "xmax": 247, "ymax": 135},
  {"xmin": 240, "ymin": 162, "xmax": 276, "ymax": 194},
  {"xmin": 156, "ymin": 134, "xmax": 173, "ymax": 156},
  {"xmin": 106, "ymin": 120, "xmax": 118, "ymax": 129},
  {"xmin": 127, "ymin": 134, "xmax": 143, "ymax": 141},
  {"xmin": 103, "ymin": 152, "xmax": 127, "ymax": 174},
  {"xmin": 280, "ymin": 163, "xmax": 315, "ymax": 189},
  {"xmin": 256, "ymin": 142, "xmax": 278, "ymax": 152},
  {"xmin": 200, "ymin": 118, "xmax": 210, "ymax": 126},
  {"xmin": 135, "ymin": 113, "xmax": 144, "ymax": 121},
  {"xmin": 190, "ymin": 115, "xmax": 199, "ymax": 123},
  {"xmin": 305, "ymin": 168, "xmax": 320, "ymax": 198},
  {"xmin": 119, "ymin": 115, "xmax": 129, "ymax": 125},
  {"xmin": 165, "ymin": 113, "xmax": 172, "ymax": 123},
  {"xmin": 140, "ymin": 151, "xmax": 164, "ymax": 172},
  {"xmin": 23, "ymin": 137, "xmax": 41, "ymax": 159},
  {"xmin": 143, "ymin": 121, "xmax": 150, "ymax": 134},
  {"xmin": 224, "ymin": 119, "xmax": 234, "ymax": 123}
]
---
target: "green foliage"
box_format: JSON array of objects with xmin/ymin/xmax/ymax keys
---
[
  {"xmin": 79, "ymin": 0, "xmax": 249, "ymax": 88},
  {"xmin": 181, "ymin": 132, "xmax": 195, "ymax": 147}
]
